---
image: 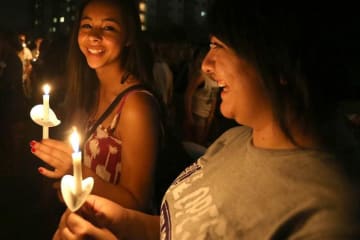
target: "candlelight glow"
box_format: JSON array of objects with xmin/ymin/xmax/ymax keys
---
[
  {"xmin": 70, "ymin": 127, "xmax": 80, "ymax": 152},
  {"xmin": 43, "ymin": 84, "xmax": 50, "ymax": 95}
]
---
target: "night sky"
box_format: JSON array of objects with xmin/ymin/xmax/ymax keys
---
[
  {"xmin": 0, "ymin": 0, "xmax": 359, "ymax": 90},
  {"xmin": 0, "ymin": 1, "xmax": 33, "ymax": 31}
]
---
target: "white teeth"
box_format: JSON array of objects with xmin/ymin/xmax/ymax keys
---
[
  {"xmin": 218, "ymin": 83, "xmax": 226, "ymax": 87},
  {"xmin": 88, "ymin": 48, "xmax": 104, "ymax": 54}
]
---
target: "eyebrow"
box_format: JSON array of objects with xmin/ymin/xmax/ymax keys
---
[{"xmin": 80, "ymin": 16, "xmax": 121, "ymax": 25}]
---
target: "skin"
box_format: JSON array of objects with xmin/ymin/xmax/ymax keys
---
[
  {"xmin": 31, "ymin": 0, "xmax": 160, "ymax": 212},
  {"xmin": 53, "ymin": 35, "xmax": 318, "ymax": 240},
  {"xmin": 53, "ymin": 195, "xmax": 160, "ymax": 240},
  {"xmin": 202, "ymin": 36, "xmax": 313, "ymax": 149}
]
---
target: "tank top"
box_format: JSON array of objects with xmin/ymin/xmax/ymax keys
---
[{"xmin": 83, "ymin": 89, "xmax": 151, "ymax": 184}]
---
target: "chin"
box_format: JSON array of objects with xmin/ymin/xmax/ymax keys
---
[{"xmin": 220, "ymin": 105, "xmax": 232, "ymax": 119}]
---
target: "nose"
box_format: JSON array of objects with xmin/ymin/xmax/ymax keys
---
[
  {"xmin": 201, "ymin": 50, "xmax": 214, "ymax": 74},
  {"xmin": 88, "ymin": 28, "xmax": 102, "ymax": 42}
]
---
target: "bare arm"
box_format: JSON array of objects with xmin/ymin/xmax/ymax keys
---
[{"xmin": 32, "ymin": 92, "xmax": 161, "ymax": 212}]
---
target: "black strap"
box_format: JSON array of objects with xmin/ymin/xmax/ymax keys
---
[{"xmin": 85, "ymin": 84, "xmax": 145, "ymax": 141}]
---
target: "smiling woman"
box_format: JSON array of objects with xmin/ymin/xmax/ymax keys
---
[{"xmin": 31, "ymin": 0, "xmax": 163, "ymax": 216}]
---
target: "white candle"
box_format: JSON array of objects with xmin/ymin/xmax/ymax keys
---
[
  {"xmin": 42, "ymin": 84, "xmax": 50, "ymax": 139},
  {"xmin": 70, "ymin": 127, "xmax": 82, "ymax": 195}
]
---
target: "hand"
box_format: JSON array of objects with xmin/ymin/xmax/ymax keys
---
[
  {"xmin": 30, "ymin": 139, "xmax": 73, "ymax": 179},
  {"xmin": 53, "ymin": 195, "xmax": 123, "ymax": 240},
  {"xmin": 53, "ymin": 211, "xmax": 117, "ymax": 240}
]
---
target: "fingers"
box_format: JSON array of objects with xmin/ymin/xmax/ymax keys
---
[
  {"xmin": 66, "ymin": 212, "xmax": 118, "ymax": 240},
  {"xmin": 30, "ymin": 139, "xmax": 73, "ymax": 178},
  {"xmin": 82, "ymin": 195, "xmax": 122, "ymax": 229},
  {"xmin": 55, "ymin": 201, "xmax": 119, "ymax": 240},
  {"xmin": 66, "ymin": 213, "xmax": 98, "ymax": 239},
  {"xmin": 38, "ymin": 167, "xmax": 63, "ymax": 179}
]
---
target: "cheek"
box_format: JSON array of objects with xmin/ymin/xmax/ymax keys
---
[{"xmin": 77, "ymin": 35, "xmax": 86, "ymax": 53}]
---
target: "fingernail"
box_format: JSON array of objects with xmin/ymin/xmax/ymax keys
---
[
  {"xmin": 30, "ymin": 140, "xmax": 36, "ymax": 147},
  {"xmin": 31, "ymin": 147, "xmax": 36, "ymax": 153},
  {"xmin": 38, "ymin": 167, "xmax": 43, "ymax": 174}
]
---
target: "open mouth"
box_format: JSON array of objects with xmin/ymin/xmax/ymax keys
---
[{"xmin": 87, "ymin": 48, "xmax": 104, "ymax": 54}]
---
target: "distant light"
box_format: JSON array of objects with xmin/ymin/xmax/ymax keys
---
[
  {"xmin": 53, "ymin": 17, "xmax": 58, "ymax": 23},
  {"xmin": 139, "ymin": 2, "xmax": 146, "ymax": 12},
  {"xmin": 139, "ymin": 13, "xmax": 146, "ymax": 23},
  {"xmin": 201, "ymin": 11, "xmax": 206, "ymax": 17},
  {"xmin": 141, "ymin": 25, "xmax": 146, "ymax": 31},
  {"xmin": 60, "ymin": 17, "xmax": 65, "ymax": 23}
]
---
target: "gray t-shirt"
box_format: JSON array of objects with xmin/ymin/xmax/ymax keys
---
[{"xmin": 160, "ymin": 126, "xmax": 360, "ymax": 239}]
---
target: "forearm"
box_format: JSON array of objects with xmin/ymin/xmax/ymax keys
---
[
  {"xmin": 82, "ymin": 166, "xmax": 147, "ymax": 211},
  {"xmin": 115, "ymin": 208, "xmax": 160, "ymax": 240}
]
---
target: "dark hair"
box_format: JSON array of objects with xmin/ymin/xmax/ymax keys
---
[
  {"xmin": 207, "ymin": 0, "xmax": 360, "ymax": 179},
  {"xmin": 64, "ymin": 0, "xmax": 154, "ymax": 130},
  {"xmin": 208, "ymin": 1, "xmax": 350, "ymax": 146}
]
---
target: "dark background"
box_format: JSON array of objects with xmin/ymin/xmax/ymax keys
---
[{"xmin": 0, "ymin": 1, "xmax": 360, "ymax": 239}]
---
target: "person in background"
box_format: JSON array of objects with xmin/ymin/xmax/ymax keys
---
[
  {"xmin": 183, "ymin": 46, "xmax": 219, "ymax": 146},
  {"xmin": 31, "ymin": 36, "xmax": 44, "ymax": 62},
  {"xmin": 30, "ymin": 0, "xmax": 161, "ymax": 214},
  {"xmin": 53, "ymin": 0, "xmax": 360, "ymax": 239},
  {"xmin": 151, "ymin": 41, "xmax": 174, "ymax": 110},
  {"xmin": 17, "ymin": 33, "xmax": 33, "ymax": 98}
]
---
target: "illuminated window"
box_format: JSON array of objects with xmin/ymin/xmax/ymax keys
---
[
  {"xmin": 201, "ymin": 11, "xmax": 206, "ymax": 17},
  {"xmin": 60, "ymin": 17, "xmax": 65, "ymax": 23},
  {"xmin": 49, "ymin": 27, "xmax": 57, "ymax": 32},
  {"xmin": 53, "ymin": 17, "xmax": 58, "ymax": 23}
]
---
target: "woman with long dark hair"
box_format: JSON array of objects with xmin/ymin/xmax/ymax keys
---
[{"xmin": 31, "ymin": 0, "xmax": 161, "ymax": 213}]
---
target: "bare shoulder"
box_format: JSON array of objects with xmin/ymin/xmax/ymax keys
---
[{"xmin": 119, "ymin": 90, "xmax": 160, "ymax": 125}]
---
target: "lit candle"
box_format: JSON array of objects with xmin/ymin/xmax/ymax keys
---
[
  {"xmin": 70, "ymin": 127, "xmax": 82, "ymax": 195},
  {"xmin": 42, "ymin": 84, "xmax": 50, "ymax": 139}
]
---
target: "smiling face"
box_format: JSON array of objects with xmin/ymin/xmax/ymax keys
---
[
  {"xmin": 78, "ymin": 0, "xmax": 126, "ymax": 71},
  {"xmin": 201, "ymin": 36, "xmax": 272, "ymax": 128}
]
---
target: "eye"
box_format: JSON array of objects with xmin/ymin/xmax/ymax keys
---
[
  {"xmin": 103, "ymin": 25, "xmax": 116, "ymax": 31},
  {"xmin": 209, "ymin": 42, "xmax": 221, "ymax": 49},
  {"xmin": 80, "ymin": 23, "xmax": 92, "ymax": 29}
]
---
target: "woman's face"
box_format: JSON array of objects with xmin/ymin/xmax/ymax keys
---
[
  {"xmin": 78, "ymin": 0, "xmax": 126, "ymax": 71},
  {"xmin": 202, "ymin": 36, "xmax": 272, "ymax": 128}
]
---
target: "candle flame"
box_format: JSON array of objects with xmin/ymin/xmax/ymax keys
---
[
  {"xmin": 70, "ymin": 127, "xmax": 80, "ymax": 152},
  {"xmin": 43, "ymin": 84, "xmax": 51, "ymax": 95}
]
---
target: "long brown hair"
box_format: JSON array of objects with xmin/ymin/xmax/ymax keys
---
[{"xmin": 63, "ymin": 0, "xmax": 154, "ymax": 132}]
